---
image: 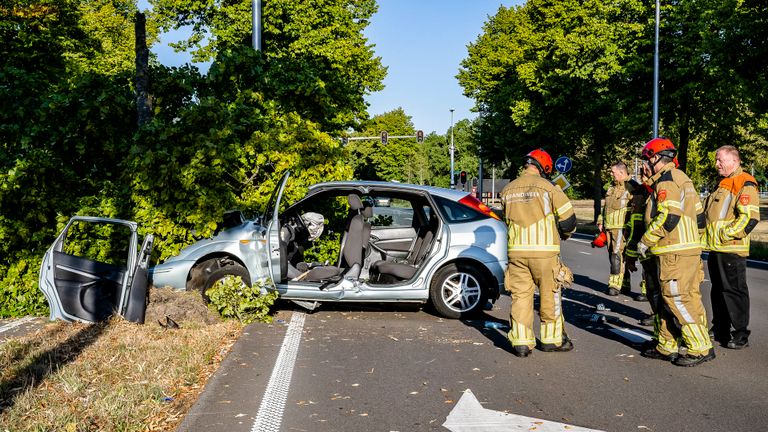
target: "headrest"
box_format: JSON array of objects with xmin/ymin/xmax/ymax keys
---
[
  {"xmin": 362, "ymin": 203, "xmax": 373, "ymax": 219},
  {"xmin": 348, "ymin": 194, "xmax": 363, "ymax": 211}
]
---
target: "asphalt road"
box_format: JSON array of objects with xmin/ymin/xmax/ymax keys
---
[{"xmin": 177, "ymin": 236, "xmax": 768, "ymax": 432}]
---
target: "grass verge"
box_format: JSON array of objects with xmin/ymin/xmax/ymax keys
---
[{"xmin": 0, "ymin": 316, "xmax": 242, "ymax": 431}]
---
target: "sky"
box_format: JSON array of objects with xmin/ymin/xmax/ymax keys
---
[{"xmin": 139, "ymin": 0, "xmax": 523, "ymax": 135}]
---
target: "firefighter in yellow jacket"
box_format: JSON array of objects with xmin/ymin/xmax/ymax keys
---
[
  {"xmin": 500, "ymin": 149, "xmax": 577, "ymax": 358},
  {"xmin": 637, "ymin": 138, "xmax": 715, "ymax": 367},
  {"xmin": 597, "ymin": 161, "xmax": 639, "ymax": 298},
  {"xmin": 701, "ymin": 145, "xmax": 760, "ymax": 349}
]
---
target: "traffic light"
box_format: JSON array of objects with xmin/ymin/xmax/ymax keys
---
[
  {"xmin": 341, "ymin": 136, "xmax": 348, "ymax": 146},
  {"xmin": 380, "ymin": 130, "xmax": 388, "ymax": 145},
  {"xmin": 459, "ymin": 171, "xmax": 467, "ymax": 185},
  {"xmin": 416, "ymin": 130, "xmax": 424, "ymax": 143}
]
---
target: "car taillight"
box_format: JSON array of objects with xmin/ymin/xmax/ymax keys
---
[{"xmin": 458, "ymin": 195, "xmax": 501, "ymax": 221}]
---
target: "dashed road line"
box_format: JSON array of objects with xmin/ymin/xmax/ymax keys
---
[{"xmin": 251, "ymin": 311, "xmax": 305, "ymax": 432}]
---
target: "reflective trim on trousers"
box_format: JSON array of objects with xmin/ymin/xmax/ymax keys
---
[
  {"xmin": 509, "ymin": 320, "xmax": 536, "ymax": 348},
  {"xmin": 540, "ymin": 315, "xmax": 564, "ymax": 345}
]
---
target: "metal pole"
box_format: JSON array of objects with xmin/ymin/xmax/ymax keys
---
[
  {"xmin": 253, "ymin": 0, "xmax": 262, "ymax": 51},
  {"xmin": 449, "ymin": 109, "xmax": 455, "ymax": 189},
  {"xmin": 652, "ymin": 0, "xmax": 660, "ymax": 137},
  {"xmin": 477, "ymin": 145, "xmax": 483, "ymax": 199}
]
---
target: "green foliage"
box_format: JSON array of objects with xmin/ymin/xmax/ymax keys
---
[
  {"xmin": 204, "ymin": 277, "xmax": 278, "ymax": 324},
  {"xmin": 302, "ymin": 232, "xmax": 341, "ymax": 265},
  {"xmin": 0, "ymin": 253, "xmax": 47, "ymax": 318}
]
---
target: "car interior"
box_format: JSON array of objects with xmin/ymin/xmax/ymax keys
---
[{"xmin": 279, "ymin": 190, "xmax": 440, "ymax": 286}]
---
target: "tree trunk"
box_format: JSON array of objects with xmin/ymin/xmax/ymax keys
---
[
  {"xmin": 135, "ymin": 12, "xmax": 151, "ymax": 127},
  {"xmin": 677, "ymin": 106, "xmax": 690, "ymax": 172},
  {"xmin": 592, "ymin": 143, "xmax": 604, "ymax": 224}
]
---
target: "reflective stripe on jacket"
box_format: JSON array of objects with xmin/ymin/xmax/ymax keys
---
[
  {"xmin": 642, "ymin": 163, "xmax": 703, "ymax": 256},
  {"xmin": 598, "ymin": 183, "xmax": 631, "ymax": 229},
  {"xmin": 501, "ymin": 172, "xmax": 576, "ymax": 258},
  {"xmin": 701, "ymin": 167, "xmax": 760, "ymax": 256}
]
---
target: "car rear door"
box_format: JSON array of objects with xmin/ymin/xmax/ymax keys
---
[{"xmin": 39, "ymin": 217, "xmax": 152, "ymax": 324}]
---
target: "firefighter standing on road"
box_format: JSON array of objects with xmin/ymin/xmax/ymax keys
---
[
  {"xmin": 701, "ymin": 145, "xmax": 760, "ymax": 349},
  {"xmin": 500, "ymin": 149, "xmax": 577, "ymax": 358},
  {"xmin": 637, "ymin": 138, "xmax": 715, "ymax": 367},
  {"xmin": 597, "ymin": 161, "xmax": 639, "ymax": 298}
]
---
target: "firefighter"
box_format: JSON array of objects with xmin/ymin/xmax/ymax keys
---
[
  {"xmin": 597, "ymin": 161, "xmax": 638, "ymax": 298},
  {"xmin": 701, "ymin": 145, "xmax": 760, "ymax": 349},
  {"xmin": 500, "ymin": 149, "xmax": 577, "ymax": 357},
  {"xmin": 637, "ymin": 137, "xmax": 715, "ymax": 367},
  {"xmin": 625, "ymin": 173, "xmax": 661, "ymax": 333}
]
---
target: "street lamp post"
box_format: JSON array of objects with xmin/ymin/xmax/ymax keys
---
[
  {"xmin": 253, "ymin": 0, "xmax": 262, "ymax": 51},
  {"xmin": 449, "ymin": 109, "xmax": 455, "ymax": 189},
  {"xmin": 652, "ymin": 0, "xmax": 660, "ymax": 137}
]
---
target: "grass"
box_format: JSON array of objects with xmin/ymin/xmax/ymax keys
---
[{"xmin": 0, "ymin": 317, "xmax": 242, "ymax": 431}]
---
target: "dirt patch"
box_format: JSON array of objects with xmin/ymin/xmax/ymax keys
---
[{"xmin": 145, "ymin": 287, "xmax": 220, "ymax": 326}]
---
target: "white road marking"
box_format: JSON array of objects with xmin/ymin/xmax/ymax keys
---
[
  {"xmin": 0, "ymin": 316, "xmax": 36, "ymax": 334},
  {"xmin": 443, "ymin": 389, "xmax": 605, "ymax": 431},
  {"xmin": 609, "ymin": 327, "xmax": 653, "ymax": 344},
  {"xmin": 579, "ymin": 251, "xmax": 592, "ymax": 255},
  {"xmin": 251, "ymin": 311, "xmax": 305, "ymax": 432}
]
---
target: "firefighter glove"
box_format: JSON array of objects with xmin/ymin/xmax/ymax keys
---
[{"xmin": 637, "ymin": 241, "xmax": 649, "ymax": 258}]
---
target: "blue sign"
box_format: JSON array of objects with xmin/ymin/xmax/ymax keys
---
[{"xmin": 555, "ymin": 156, "xmax": 572, "ymax": 174}]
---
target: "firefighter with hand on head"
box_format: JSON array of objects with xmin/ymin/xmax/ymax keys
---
[
  {"xmin": 597, "ymin": 161, "xmax": 643, "ymax": 299},
  {"xmin": 637, "ymin": 137, "xmax": 715, "ymax": 367},
  {"xmin": 500, "ymin": 149, "xmax": 577, "ymax": 358},
  {"xmin": 701, "ymin": 145, "xmax": 760, "ymax": 349}
]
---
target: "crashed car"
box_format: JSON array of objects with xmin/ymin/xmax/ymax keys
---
[
  {"xmin": 39, "ymin": 216, "xmax": 154, "ymax": 323},
  {"xmin": 150, "ymin": 172, "xmax": 508, "ymax": 318}
]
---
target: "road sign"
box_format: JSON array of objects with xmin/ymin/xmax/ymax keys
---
[
  {"xmin": 555, "ymin": 156, "xmax": 572, "ymax": 173},
  {"xmin": 552, "ymin": 174, "xmax": 571, "ymax": 191}
]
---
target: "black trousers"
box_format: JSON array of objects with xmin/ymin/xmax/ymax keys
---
[
  {"xmin": 708, "ymin": 252, "xmax": 750, "ymax": 338},
  {"xmin": 641, "ymin": 256, "xmax": 662, "ymax": 314}
]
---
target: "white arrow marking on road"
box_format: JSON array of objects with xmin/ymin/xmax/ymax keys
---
[{"xmin": 443, "ymin": 389, "xmax": 605, "ymax": 432}]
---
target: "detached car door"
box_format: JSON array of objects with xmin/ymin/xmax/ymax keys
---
[{"xmin": 39, "ymin": 216, "xmax": 154, "ymax": 324}]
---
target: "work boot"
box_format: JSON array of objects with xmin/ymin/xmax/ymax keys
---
[
  {"xmin": 635, "ymin": 293, "xmax": 647, "ymax": 302},
  {"xmin": 709, "ymin": 327, "xmax": 731, "ymax": 345},
  {"xmin": 607, "ymin": 288, "xmax": 620, "ymax": 296},
  {"xmin": 639, "ymin": 314, "xmax": 655, "ymax": 326},
  {"xmin": 673, "ymin": 348, "xmax": 716, "ymax": 367},
  {"xmin": 540, "ymin": 334, "xmax": 574, "ymax": 352},
  {"xmin": 511, "ymin": 346, "xmax": 532, "ymax": 358},
  {"xmin": 641, "ymin": 346, "xmax": 678, "ymax": 362},
  {"xmin": 726, "ymin": 335, "xmax": 749, "ymax": 350}
]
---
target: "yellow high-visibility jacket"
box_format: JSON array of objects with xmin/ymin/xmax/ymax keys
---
[
  {"xmin": 701, "ymin": 167, "xmax": 760, "ymax": 256},
  {"xmin": 500, "ymin": 172, "xmax": 576, "ymax": 258},
  {"xmin": 642, "ymin": 163, "xmax": 704, "ymax": 256},
  {"xmin": 598, "ymin": 182, "xmax": 632, "ymax": 230}
]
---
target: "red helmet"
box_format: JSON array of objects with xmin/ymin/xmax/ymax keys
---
[
  {"xmin": 525, "ymin": 148, "xmax": 553, "ymax": 175},
  {"xmin": 641, "ymin": 137, "xmax": 676, "ymax": 160},
  {"xmin": 591, "ymin": 231, "xmax": 607, "ymax": 248}
]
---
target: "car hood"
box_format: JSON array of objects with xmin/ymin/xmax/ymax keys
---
[{"xmin": 167, "ymin": 220, "xmax": 266, "ymax": 262}]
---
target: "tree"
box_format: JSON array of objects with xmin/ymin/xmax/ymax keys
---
[
  {"xmin": 149, "ymin": 0, "xmax": 385, "ymax": 132},
  {"xmin": 346, "ymin": 108, "xmax": 417, "ymax": 182},
  {"xmin": 459, "ymin": 0, "xmax": 648, "ymax": 220}
]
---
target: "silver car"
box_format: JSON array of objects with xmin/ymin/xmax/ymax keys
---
[{"xmin": 150, "ymin": 172, "xmax": 508, "ymax": 318}]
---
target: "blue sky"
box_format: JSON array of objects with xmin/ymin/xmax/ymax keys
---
[{"xmin": 139, "ymin": 0, "xmax": 523, "ymax": 134}]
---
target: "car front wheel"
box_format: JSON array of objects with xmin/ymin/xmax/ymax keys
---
[
  {"xmin": 188, "ymin": 259, "xmax": 250, "ymax": 301},
  {"xmin": 429, "ymin": 263, "xmax": 486, "ymax": 319}
]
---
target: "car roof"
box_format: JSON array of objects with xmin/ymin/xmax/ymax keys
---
[{"xmin": 308, "ymin": 180, "xmax": 471, "ymax": 201}]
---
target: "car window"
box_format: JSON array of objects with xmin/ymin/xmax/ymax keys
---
[
  {"xmin": 370, "ymin": 197, "xmax": 414, "ymax": 228},
  {"xmin": 433, "ymin": 195, "xmax": 486, "ymax": 223},
  {"xmin": 62, "ymin": 220, "xmax": 132, "ymax": 267}
]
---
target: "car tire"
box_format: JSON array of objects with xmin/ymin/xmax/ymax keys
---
[
  {"xmin": 202, "ymin": 263, "xmax": 250, "ymax": 296},
  {"xmin": 187, "ymin": 259, "xmax": 250, "ymax": 302},
  {"xmin": 429, "ymin": 263, "xmax": 487, "ymax": 319}
]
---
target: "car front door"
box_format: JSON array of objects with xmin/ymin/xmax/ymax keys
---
[
  {"xmin": 265, "ymin": 172, "xmax": 291, "ymax": 284},
  {"xmin": 39, "ymin": 216, "xmax": 153, "ymax": 324}
]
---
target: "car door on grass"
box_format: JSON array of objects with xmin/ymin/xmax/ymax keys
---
[{"xmin": 39, "ymin": 216, "xmax": 153, "ymax": 324}]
